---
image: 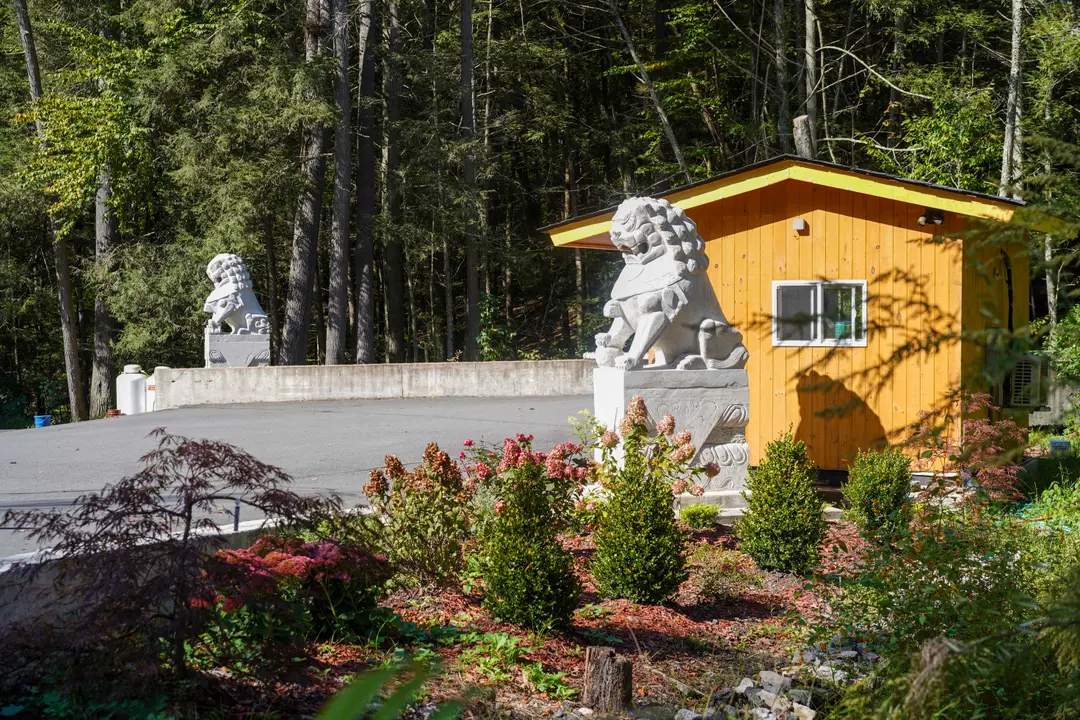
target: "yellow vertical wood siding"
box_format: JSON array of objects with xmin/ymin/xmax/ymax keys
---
[{"xmin": 693, "ymin": 179, "xmax": 994, "ymax": 470}]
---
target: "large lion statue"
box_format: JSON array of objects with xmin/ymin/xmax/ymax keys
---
[
  {"xmin": 203, "ymin": 253, "xmax": 270, "ymax": 335},
  {"xmin": 592, "ymin": 197, "xmax": 748, "ymax": 371}
]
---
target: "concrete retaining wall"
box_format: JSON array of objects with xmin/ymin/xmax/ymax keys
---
[{"xmin": 156, "ymin": 360, "xmax": 594, "ymax": 409}]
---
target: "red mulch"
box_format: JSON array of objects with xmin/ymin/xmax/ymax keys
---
[{"xmin": 208, "ymin": 522, "xmax": 866, "ymax": 719}]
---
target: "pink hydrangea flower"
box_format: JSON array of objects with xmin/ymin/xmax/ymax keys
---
[
  {"xmin": 689, "ymin": 484, "xmax": 705, "ymax": 497},
  {"xmin": 671, "ymin": 478, "xmax": 688, "ymax": 494},
  {"xmin": 656, "ymin": 414, "xmax": 676, "ymax": 436},
  {"xmin": 601, "ymin": 429, "xmax": 620, "ymax": 449},
  {"xmin": 494, "ymin": 499, "xmax": 506, "ymax": 514},
  {"xmin": 672, "ymin": 430, "xmax": 692, "ymax": 447}
]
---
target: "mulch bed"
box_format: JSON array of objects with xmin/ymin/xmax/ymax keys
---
[{"xmin": 209, "ymin": 522, "xmax": 865, "ymax": 719}]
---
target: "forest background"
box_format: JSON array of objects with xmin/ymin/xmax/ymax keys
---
[{"xmin": 1, "ymin": 0, "xmax": 1079, "ymax": 425}]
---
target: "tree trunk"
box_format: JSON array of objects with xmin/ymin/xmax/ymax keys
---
[
  {"xmin": 314, "ymin": 250, "xmax": 326, "ymax": 363},
  {"xmin": 793, "ymin": 114, "xmax": 813, "ymax": 159},
  {"xmin": 325, "ymin": 0, "xmax": 350, "ymax": 364},
  {"xmin": 279, "ymin": 0, "xmax": 331, "ymax": 366},
  {"xmin": 462, "ymin": 0, "xmax": 481, "ymax": 360},
  {"xmin": 262, "ymin": 214, "xmax": 280, "ymax": 351},
  {"xmin": 354, "ymin": 0, "xmax": 377, "ymax": 364},
  {"xmin": 443, "ymin": 233, "xmax": 455, "ymax": 359},
  {"xmin": 609, "ymin": 0, "xmax": 691, "ymax": 183},
  {"xmin": 583, "ymin": 647, "xmax": 632, "ymax": 714},
  {"xmin": 1043, "ymin": 85, "xmax": 1057, "ymax": 324},
  {"xmin": 14, "ymin": 0, "xmax": 86, "ymax": 421},
  {"xmin": 888, "ymin": 12, "xmax": 905, "ymax": 145},
  {"xmin": 89, "ymin": 164, "xmax": 116, "ymax": 418},
  {"xmin": 382, "ymin": 0, "xmax": 406, "ymax": 363},
  {"xmin": 1000, "ymin": 0, "xmax": 1024, "ymax": 198},
  {"xmin": 803, "ymin": 0, "xmax": 818, "ymax": 155},
  {"xmin": 773, "ymin": 0, "xmax": 791, "ymax": 154}
]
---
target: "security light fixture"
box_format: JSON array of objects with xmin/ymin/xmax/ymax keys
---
[
  {"xmin": 918, "ymin": 208, "xmax": 944, "ymax": 226},
  {"xmin": 792, "ymin": 217, "xmax": 808, "ymax": 232}
]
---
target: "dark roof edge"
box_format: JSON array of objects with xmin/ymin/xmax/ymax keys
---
[{"xmin": 538, "ymin": 154, "xmax": 1025, "ymax": 233}]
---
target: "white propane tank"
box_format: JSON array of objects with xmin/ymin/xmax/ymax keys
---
[{"xmin": 116, "ymin": 364, "xmax": 147, "ymax": 415}]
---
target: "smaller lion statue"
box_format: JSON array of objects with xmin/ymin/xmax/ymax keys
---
[
  {"xmin": 591, "ymin": 197, "xmax": 748, "ymax": 371},
  {"xmin": 203, "ymin": 253, "xmax": 270, "ymax": 335}
]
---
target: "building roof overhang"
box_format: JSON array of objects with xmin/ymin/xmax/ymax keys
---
[{"xmin": 542, "ymin": 155, "xmax": 1056, "ymax": 249}]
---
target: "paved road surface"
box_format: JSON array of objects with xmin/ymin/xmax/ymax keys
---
[{"xmin": 0, "ymin": 396, "xmax": 592, "ymax": 557}]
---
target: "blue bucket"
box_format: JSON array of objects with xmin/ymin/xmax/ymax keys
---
[{"xmin": 33, "ymin": 414, "xmax": 51, "ymax": 428}]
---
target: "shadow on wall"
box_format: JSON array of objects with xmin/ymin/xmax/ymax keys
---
[{"xmin": 795, "ymin": 370, "xmax": 886, "ymax": 470}]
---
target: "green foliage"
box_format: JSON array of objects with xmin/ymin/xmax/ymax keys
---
[
  {"xmin": 477, "ymin": 437, "xmax": 584, "ymax": 630},
  {"xmin": 522, "ymin": 662, "xmax": 578, "ymax": 700},
  {"xmin": 680, "ymin": 503, "xmax": 719, "ymax": 529},
  {"xmin": 365, "ymin": 444, "xmax": 474, "ymax": 587},
  {"xmin": 842, "ymin": 448, "xmax": 913, "ymax": 538},
  {"xmin": 1045, "ymin": 306, "xmax": 1080, "ymax": 387},
  {"xmin": 590, "ymin": 397, "xmax": 697, "ymax": 603},
  {"xmin": 316, "ymin": 664, "xmax": 461, "ymax": 720},
  {"xmin": 736, "ymin": 430, "xmax": 824, "ymax": 574},
  {"xmin": 457, "ymin": 632, "xmax": 530, "ymax": 682},
  {"xmin": 689, "ymin": 544, "xmax": 762, "ymax": 602}
]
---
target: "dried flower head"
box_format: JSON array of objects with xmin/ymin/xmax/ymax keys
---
[
  {"xmin": 689, "ymin": 484, "xmax": 705, "ymax": 497},
  {"xmin": 601, "ymin": 429, "xmax": 620, "ymax": 449},
  {"xmin": 703, "ymin": 462, "xmax": 721, "ymax": 478},
  {"xmin": 384, "ymin": 455, "xmax": 408, "ymax": 482},
  {"xmin": 670, "ymin": 443, "xmax": 696, "ymax": 464},
  {"xmin": 363, "ymin": 469, "xmax": 390, "ymax": 496},
  {"xmin": 671, "ymin": 478, "xmax": 688, "ymax": 494},
  {"xmin": 656, "ymin": 414, "xmax": 676, "ymax": 436},
  {"xmin": 672, "ymin": 430, "xmax": 692, "ymax": 447},
  {"xmin": 626, "ymin": 395, "xmax": 648, "ymax": 426}
]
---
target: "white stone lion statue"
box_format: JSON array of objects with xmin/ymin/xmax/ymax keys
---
[
  {"xmin": 591, "ymin": 197, "xmax": 748, "ymax": 371},
  {"xmin": 203, "ymin": 253, "xmax": 270, "ymax": 335}
]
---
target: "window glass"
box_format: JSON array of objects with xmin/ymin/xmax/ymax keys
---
[
  {"xmin": 823, "ymin": 284, "xmax": 859, "ymax": 341},
  {"xmin": 776, "ymin": 285, "xmax": 816, "ymax": 342}
]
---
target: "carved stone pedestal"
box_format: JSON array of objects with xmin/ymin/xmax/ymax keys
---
[
  {"xmin": 594, "ymin": 367, "xmax": 750, "ymax": 508},
  {"xmin": 204, "ymin": 328, "xmax": 271, "ymax": 368}
]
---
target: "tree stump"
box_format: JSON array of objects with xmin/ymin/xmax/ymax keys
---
[{"xmin": 583, "ymin": 646, "xmax": 632, "ymax": 714}]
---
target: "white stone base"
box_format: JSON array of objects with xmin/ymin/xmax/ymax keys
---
[
  {"xmin": 593, "ymin": 367, "xmax": 751, "ymax": 496},
  {"xmin": 205, "ymin": 328, "xmax": 271, "ymax": 368}
]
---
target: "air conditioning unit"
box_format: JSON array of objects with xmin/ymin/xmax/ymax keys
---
[{"xmin": 1002, "ymin": 355, "xmax": 1048, "ymax": 409}]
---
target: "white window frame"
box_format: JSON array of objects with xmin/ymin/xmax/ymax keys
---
[{"xmin": 772, "ymin": 280, "xmax": 868, "ymax": 348}]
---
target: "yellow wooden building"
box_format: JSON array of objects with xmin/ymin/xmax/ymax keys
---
[{"xmin": 543, "ymin": 156, "xmax": 1042, "ymax": 472}]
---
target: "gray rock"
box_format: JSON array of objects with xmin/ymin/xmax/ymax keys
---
[
  {"xmin": 814, "ymin": 665, "xmax": 849, "ymax": 683},
  {"xmin": 863, "ymin": 651, "xmax": 880, "ymax": 663},
  {"xmin": 755, "ymin": 691, "xmax": 791, "ymax": 713},
  {"xmin": 721, "ymin": 706, "xmax": 741, "ymax": 719},
  {"xmin": 735, "ymin": 678, "xmax": 756, "ymax": 695},
  {"xmin": 748, "ymin": 709, "xmax": 776, "ymax": 720},
  {"xmin": 792, "ymin": 704, "xmax": 816, "ymax": 720},
  {"xmin": 758, "ymin": 671, "xmax": 792, "ymax": 693},
  {"xmin": 836, "ymin": 650, "xmax": 858, "ymax": 660},
  {"xmin": 578, "ymin": 709, "xmax": 594, "ymax": 717},
  {"xmin": 706, "ymin": 690, "xmax": 734, "ymax": 710},
  {"xmin": 785, "ymin": 689, "xmax": 812, "ymax": 707},
  {"xmin": 791, "ymin": 648, "xmax": 817, "ymax": 665},
  {"xmin": 675, "ymin": 710, "xmax": 704, "ymax": 720}
]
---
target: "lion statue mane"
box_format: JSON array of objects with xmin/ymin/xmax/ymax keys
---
[
  {"xmin": 591, "ymin": 197, "xmax": 748, "ymax": 371},
  {"xmin": 203, "ymin": 253, "xmax": 270, "ymax": 335}
]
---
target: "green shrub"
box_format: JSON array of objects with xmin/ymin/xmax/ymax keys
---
[
  {"xmin": 690, "ymin": 545, "xmax": 761, "ymax": 601},
  {"xmin": 736, "ymin": 430, "xmax": 824, "ymax": 574},
  {"xmin": 364, "ymin": 443, "xmax": 474, "ymax": 586},
  {"xmin": 591, "ymin": 397, "xmax": 702, "ymax": 603},
  {"xmin": 842, "ymin": 447, "xmax": 912, "ymax": 537},
  {"xmin": 680, "ymin": 503, "xmax": 719, "ymax": 529},
  {"xmin": 478, "ymin": 438, "xmax": 584, "ymax": 630}
]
